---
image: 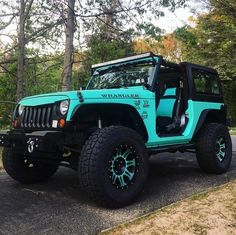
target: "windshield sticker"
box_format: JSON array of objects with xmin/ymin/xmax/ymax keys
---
[{"xmin": 101, "ymin": 94, "xmax": 139, "ymax": 99}]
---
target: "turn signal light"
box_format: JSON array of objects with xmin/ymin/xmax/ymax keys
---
[{"xmin": 58, "ymin": 118, "xmax": 65, "ymax": 128}]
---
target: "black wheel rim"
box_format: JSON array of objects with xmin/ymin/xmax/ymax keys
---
[{"xmin": 108, "ymin": 144, "xmax": 139, "ymax": 189}]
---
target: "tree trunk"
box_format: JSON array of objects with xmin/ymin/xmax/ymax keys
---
[
  {"xmin": 61, "ymin": 0, "xmax": 75, "ymax": 91},
  {"xmin": 16, "ymin": 0, "xmax": 26, "ymax": 101}
]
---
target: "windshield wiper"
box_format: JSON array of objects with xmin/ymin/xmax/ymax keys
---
[{"xmin": 103, "ymin": 84, "xmax": 128, "ymax": 89}]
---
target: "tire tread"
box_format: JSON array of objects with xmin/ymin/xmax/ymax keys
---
[{"xmin": 78, "ymin": 126, "xmax": 148, "ymax": 207}]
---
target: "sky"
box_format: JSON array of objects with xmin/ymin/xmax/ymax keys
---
[
  {"xmin": 158, "ymin": 8, "xmax": 193, "ymax": 32},
  {"xmin": 157, "ymin": 1, "xmax": 207, "ymax": 33}
]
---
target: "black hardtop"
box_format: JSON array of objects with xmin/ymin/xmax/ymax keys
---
[{"xmin": 180, "ymin": 62, "xmax": 218, "ymax": 74}]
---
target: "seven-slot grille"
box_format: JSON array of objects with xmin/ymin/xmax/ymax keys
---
[{"xmin": 20, "ymin": 105, "xmax": 54, "ymax": 129}]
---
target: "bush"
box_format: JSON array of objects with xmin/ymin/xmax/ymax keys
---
[{"xmin": 222, "ymin": 81, "xmax": 236, "ymax": 126}]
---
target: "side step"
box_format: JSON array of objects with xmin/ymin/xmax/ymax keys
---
[{"xmin": 148, "ymin": 143, "xmax": 196, "ymax": 154}]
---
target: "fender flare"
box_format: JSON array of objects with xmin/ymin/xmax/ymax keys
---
[
  {"xmin": 192, "ymin": 105, "xmax": 227, "ymax": 140},
  {"xmin": 71, "ymin": 103, "xmax": 149, "ymax": 142}
]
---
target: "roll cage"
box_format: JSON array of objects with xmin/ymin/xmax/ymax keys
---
[{"xmin": 89, "ymin": 52, "xmax": 203, "ymax": 95}]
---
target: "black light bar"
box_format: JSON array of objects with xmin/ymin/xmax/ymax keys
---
[{"xmin": 91, "ymin": 52, "xmax": 155, "ymax": 69}]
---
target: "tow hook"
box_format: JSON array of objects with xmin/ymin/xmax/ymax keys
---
[{"xmin": 27, "ymin": 138, "xmax": 39, "ymax": 153}]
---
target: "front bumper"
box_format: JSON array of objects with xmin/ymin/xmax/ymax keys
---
[{"xmin": 0, "ymin": 130, "xmax": 64, "ymax": 155}]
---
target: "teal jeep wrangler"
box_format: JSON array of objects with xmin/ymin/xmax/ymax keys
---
[{"xmin": 0, "ymin": 52, "xmax": 232, "ymax": 207}]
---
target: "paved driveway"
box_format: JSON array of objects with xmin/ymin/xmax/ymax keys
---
[{"xmin": 0, "ymin": 137, "xmax": 235, "ymax": 235}]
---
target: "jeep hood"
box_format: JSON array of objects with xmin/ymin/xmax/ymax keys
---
[{"xmin": 20, "ymin": 86, "xmax": 154, "ymax": 106}]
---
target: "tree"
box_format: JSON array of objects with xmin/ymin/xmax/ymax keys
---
[
  {"xmin": 173, "ymin": 2, "xmax": 236, "ymax": 124},
  {"xmin": 175, "ymin": 14, "xmax": 236, "ymax": 80},
  {"xmin": 208, "ymin": 0, "xmax": 236, "ymax": 21},
  {"xmin": 0, "ymin": 0, "xmax": 189, "ymax": 98},
  {"xmin": 133, "ymin": 34, "xmax": 183, "ymax": 63},
  {"xmin": 75, "ymin": 0, "xmax": 188, "ymax": 86},
  {"xmin": 61, "ymin": 0, "xmax": 75, "ymax": 91},
  {"xmin": 16, "ymin": 0, "xmax": 26, "ymax": 101},
  {"xmin": 0, "ymin": 0, "xmax": 66, "ymax": 100}
]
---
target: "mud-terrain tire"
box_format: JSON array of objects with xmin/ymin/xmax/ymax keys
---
[
  {"xmin": 2, "ymin": 148, "xmax": 58, "ymax": 183},
  {"xmin": 196, "ymin": 123, "xmax": 232, "ymax": 174},
  {"xmin": 78, "ymin": 126, "xmax": 149, "ymax": 208}
]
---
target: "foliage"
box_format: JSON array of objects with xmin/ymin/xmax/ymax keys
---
[
  {"xmin": 76, "ymin": 31, "xmax": 132, "ymax": 88},
  {"xmin": 222, "ymin": 81, "xmax": 236, "ymax": 125},
  {"xmin": 0, "ymin": 53, "xmax": 63, "ymax": 127},
  {"xmin": 133, "ymin": 34, "xmax": 183, "ymax": 62},
  {"xmin": 75, "ymin": 0, "xmax": 188, "ymax": 86},
  {"xmin": 208, "ymin": 0, "xmax": 236, "ymax": 22},
  {"xmin": 25, "ymin": 55, "xmax": 63, "ymax": 95},
  {"xmin": 175, "ymin": 14, "xmax": 236, "ymax": 81},
  {"xmin": 0, "ymin": 59, "xmax": 17, "ymax": 127},
  {"xmin": 135, "ymin": 23, "xmax": 163, "ymax": 40},
  {"xmin": 173, "ymin": 3, "xmax": 236, "ymax": 124}
]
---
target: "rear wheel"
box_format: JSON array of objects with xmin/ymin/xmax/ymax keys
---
[
  {"xmin": 196, "ymin": 123, "xmax": 232, "ymax": 174},
  {"xmin": 78, "ymin": 126, "xmax": 149, "ymax": 208},
  {"xmin": 2, "ymin": 148, "xmax": 58, "ymax": 184}
]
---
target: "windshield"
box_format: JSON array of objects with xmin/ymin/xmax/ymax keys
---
[{"xmin": 87, "ymin": 62, "xmax": 155, "ymax": 90}]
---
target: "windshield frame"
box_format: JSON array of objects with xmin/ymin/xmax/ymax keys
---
[{"xmin": 86, "ymin": 55, "xmax": 160, "ymax": 91}]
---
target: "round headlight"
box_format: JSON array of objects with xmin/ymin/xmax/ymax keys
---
[
  {"xmin": 18, "ymin": 105, "xmax": 25, "ymax": 116},
  {"xmin": 59, "ymin": 100, "xmax": 69, "ymax": 115}
]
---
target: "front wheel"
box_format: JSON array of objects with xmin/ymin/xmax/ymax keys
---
[
  {"xmin": 2, "ymin": 148, "xmax": 59, "ymax": 184},
  {"xmin": 78, "ymin": 126, "xmax": 149, "ymax": 208},
  {"xmin": 196, "ymin": 123, "xmax": 232, "ymax": 174}
]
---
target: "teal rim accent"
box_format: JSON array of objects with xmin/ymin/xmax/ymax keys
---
[
  {"xmin": 216, "ymin": 136, "xmax": 226, "ymax": 162},
  {"xmin": 108, "ymin": 144, "xmax": 138, "ymax": 189}
]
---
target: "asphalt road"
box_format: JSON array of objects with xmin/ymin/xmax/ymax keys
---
[{"xmin": 0, "ymin": 137, "xmax": 236, "ymax": 235}]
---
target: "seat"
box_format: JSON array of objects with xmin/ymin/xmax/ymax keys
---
[{"xmin": 156, "ymin": 87, "xmax": 178, "ymax": 132}]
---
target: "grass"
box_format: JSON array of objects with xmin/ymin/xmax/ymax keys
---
[
  {"xmin": 101, "ymin": 181, "xmax": 236, "ymax": 235},
  {"xmin": 230, "ymin": 127, "xmax": 236, "ymax": 135}
]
